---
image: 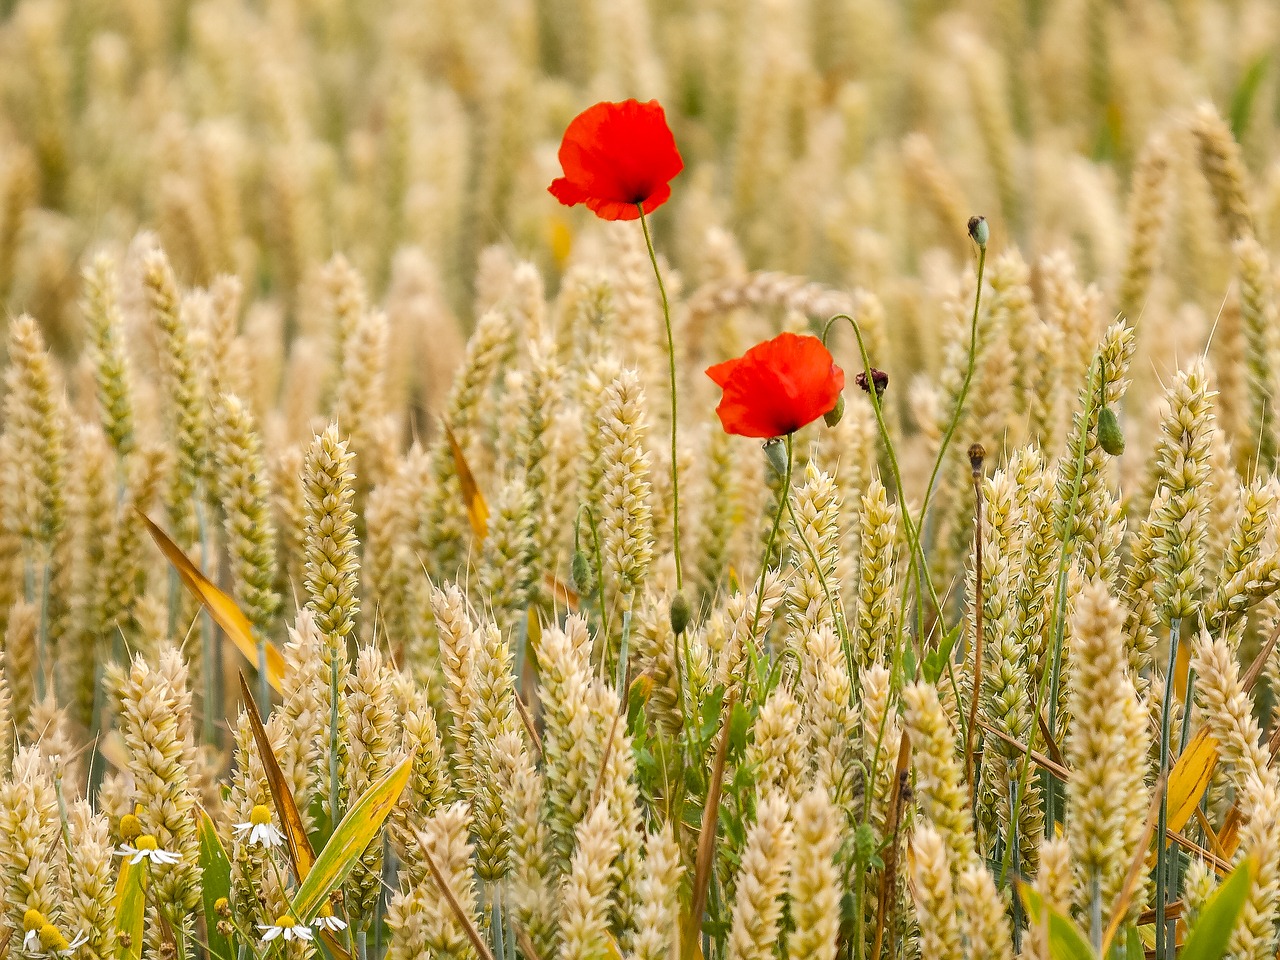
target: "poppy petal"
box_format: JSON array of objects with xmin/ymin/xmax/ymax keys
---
[
  {"xmin": 706, "ymin": 333, "xmax": 845, "ymax": 439},
  {"xmin": 548, "ymin": 100, "xmax": 683, "ymax": 221}
]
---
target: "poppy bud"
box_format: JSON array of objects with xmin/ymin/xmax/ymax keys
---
[
  {"xmin": 823, "ymin": 392, "xmax": 845, "ymax": 427},
  {"xmin": 764, "ymin": 438, "xmax": 789, "ymax": 477},
  {"xmin": 855, "ymin": 368, "xmax": 889, "ymax": 398},
  {"xmin": 968, "ymin": 442, "xmax": 986, "ymax": 477},
  {"xmin": 571, "ymin": 549, "xmax": 594, "ymax": 595},
  {"xmin": 1098, "ymin": 405, "xmax": 1125, "ymax": 456},
  {"xmin": 854, "ymin": 822, "xmax": 878, "ymax": 864},
  {"xmin": 669, "ymin": 591, "xmax": 691, "ymax": 635},
  {"xmin": 967, "ymin": 215, "xmax": 989, "ymax": 247}
]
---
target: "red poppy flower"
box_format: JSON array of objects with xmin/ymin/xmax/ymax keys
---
[
  {"xmin": 706, "ymin": 333, "xmax": 845, "ymax": 439},
  {"xmin": 548, "ymin": 99, "xmax": 683, "ymax": 221}
]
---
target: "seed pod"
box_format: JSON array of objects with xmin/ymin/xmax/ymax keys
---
[
  {"xmin": 1098, "ymin": 405, "xmax": 1125, "ymax": 456},
  {"xmin": 669, "ymin": 590, "xmax": 691, "ymax": 635},
  {"xmin": 571, "ymin": 549, "xmax": 594, "ymax": 595}
]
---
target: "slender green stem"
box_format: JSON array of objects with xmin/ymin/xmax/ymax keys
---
[
  {"xmin": 1179, "ymin": 669, "xmax": 1197, "ymax": 754},
  {"xmin": 638, "ymin": 206, "xmax": 683, "ymax": 593},
  {"xmin": 328, "ymin": 644, "xmax": 342, "ymax": 828},
  {"xmin": 918, "ymin": 243, "xmax": 988, "ymax": 536},
  {"xmin": 854, "ymin": 858, "xmax": 867, "ymax": 960},
  {"xmin": 1003, "ymin": 356, "xmax": 1102, "ymax": 884},
  {"xmin": 821, "ymin": 314, "xmax": 965, "ymax": 731},
  {"xmin": 1154, "ymin": 617, "xmax": 1181, "ymax": 960},
  {"xmin": 750, "ymin": 435, "xmax": 794, "ymax": 649}
]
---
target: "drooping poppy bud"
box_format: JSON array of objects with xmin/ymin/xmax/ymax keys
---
[
  {"xmin": 855, "ymin": 368, "xmax": 889, "ymax": 398},
  {"xmin": 967, "ymin": 215, "xmax": 989, "ymax": 247},
  {"xmin": 571, "ymin": 549, "xmax": 594, "ymax": 595},
  {"xmin": 669, "ymin": 590, "xmax": 691, "ymax": 635},
  {"xmin": 1098, "ymin": 405, "xmax": 1126, "ymax": 455}
]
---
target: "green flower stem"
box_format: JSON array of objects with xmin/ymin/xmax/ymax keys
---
[
  {"xmin": 821, "ymin": 315, "xmax": 965, "ymax": 728},
  {"xmin": 691, "ymin": 432, "xmax": 793, "ymax": 941},
  {"xmin": 918, "ymin": 242, "xmax": 988, "ymax": 543},
  {"xmin": 1003, "ymin": 355, "xmax": 1101, "ymax": 885},
  {"xmin": 638, "ymin": 206, "xmax": 683, "ymax": 593},
  {"xmin": 1154, "ymin": 618, "xmax": 1181, "ymax": 960}
]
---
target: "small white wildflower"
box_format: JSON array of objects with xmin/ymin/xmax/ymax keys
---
[
  {"xmin": 313, "ymin": 902, "xmax": 347, "ymax": 932},
  {"xmin": 234, "ymin": 804, "xmax": 286, "ymax": 849},
  {"xmin": 35, "ymin": 923, "xmax": 88, "ymax": 956},
  {"xmin": 115, "ymin": 833, "xmax": 182, "ymax": 865},
  {"xmin": 261, "ymin": 915, "xmax": 314, "ymax": 943}
]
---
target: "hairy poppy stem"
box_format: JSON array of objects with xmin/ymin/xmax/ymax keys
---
[{"xmin": 638, "ymin": 207, "xmax": 684, "ymax": 596}]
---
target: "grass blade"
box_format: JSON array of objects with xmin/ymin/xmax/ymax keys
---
[
  {"xmin": 113, "ymin": 859, "xmax": 146, "ymax": 960},
  {"xmin": 197, "ymin": 804, "xmax": 235, "ymax": 960},
  {"xmin": 143, "ymin": 511, "xmax": 285, "ymax": 692},
  {"xmin": 445, "ymin": 423, "xmax": 489, "ymax": 539},
  {"xmin": 1019, "ymin": 881, "xmax": 1098, "ymax": 960},
  {"xmin": 292, "ymin": 752, "xmax": 414, "ymax": 919},
  {"xmin": 1179, "ymin": 855, "xmax": 1256, "ymax": 960},
  {"xmin": 237, "ymin": 671, "xmax": 316, "ymax": 880}
]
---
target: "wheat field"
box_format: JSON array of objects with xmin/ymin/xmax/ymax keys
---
[{"xmin": 0, "ymin": 1, "xmax": 1279, "ymax": 960}]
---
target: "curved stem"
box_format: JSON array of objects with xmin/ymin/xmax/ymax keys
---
[
  {"xmin": 638, "ymin": 207, "xmax": 683, "ymax": 592},
  {"xmin": 821, "ymin": 315, "xmax": 946, "ymax": 680}
]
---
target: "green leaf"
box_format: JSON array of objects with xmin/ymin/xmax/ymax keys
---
[
  {"xmin": 923, "ymin": 623, "xmax": 964, "ymax": 683},
  {"xmin": 1019, "ymin": 881, "xmax": 1097, "ymax": 960},
  {"xmin": 1125, "ymin": 925, "xmax": 1142, "ymax": 960},
  {"xmin": 1181, "ymin": 855, "xmax": 1257, "ymax": 960},
  {"xmin": 197, "ymin": 805, "xmax": 234, "ymax": 960},
  {"xmin": 291, "ymin": 753, "xmax": 414, "ymax": 920},
  {"xmin": 1230, "ymin": 56, "xmax": 1270, "ymax": 142},
  {"xmin": 113, "ymin": 859, "xmax": 146, "ymax": 960}
]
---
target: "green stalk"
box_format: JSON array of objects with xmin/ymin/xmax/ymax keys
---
[
  {"xmin": 1003, "ymin": 355, "xmax": 1101, "ymax": 884},
  {"xmin": 917, "ymin": 242, "xmax": 988, "ymax": 563},
  {"xmin": 821, "ymin": 314, "xmax": 966, "ymax": 734},
  {"xmin": 690, "ymin": 434, "xmax": 794, "ymax": 939},
  {"xmin": 328, "ymin": 642, "xmax": 342, "ymax": 828},
  {"xmin": 1154, "ymin": 618, "xmax": 1181, "ymax": 960},
  {"xmin": 750, "ymin": 435, "xmax": 794, "ymax": 656},
  {"xmin": 638, "ymin": 206, "xmax": 684, "ymax": 593}
]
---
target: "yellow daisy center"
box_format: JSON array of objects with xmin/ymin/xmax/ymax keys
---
[
  {"xmin": 135, "ymin": 834, "xmax": 159, "ymax": 851},
  {"xmin": 249, "ymin": 804, "xmax": 273, "ymax": 827},
  {"xmin": 275, "ymin": 914, "xmax": 298, "ymax": 929},
  {"xmin": 119, "ymin": 813, "xmax": 142, "ymax": 841},
  {"xmin": 23, "ymin": 908, "xmax": 46, "ymax": 932},
  {"xmin": 39, "ymin": 924, "xmax": 70, "ymax": 951}
]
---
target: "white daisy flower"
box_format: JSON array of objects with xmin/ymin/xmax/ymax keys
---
[
  {"xmin": 313, "ymin": 902, "xmax": 347, "ymax": 932},
  {"xmin": 115, "ymin": 834, "xmax": 182, "ymax": 866},
  {"xmin": 23, "ymin": 908, "xmax": 47, "ymax": 951},
  {"xmin": 261, "ymin": 915, "xmax": 314, "ymax": 943},
  {"xmin": 33, "ymin": 922, "xmax": 88, "ymax": 956},
  {"xmin": 233, "ymin": 804, "xmax": 286, "ymax": 850}
]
